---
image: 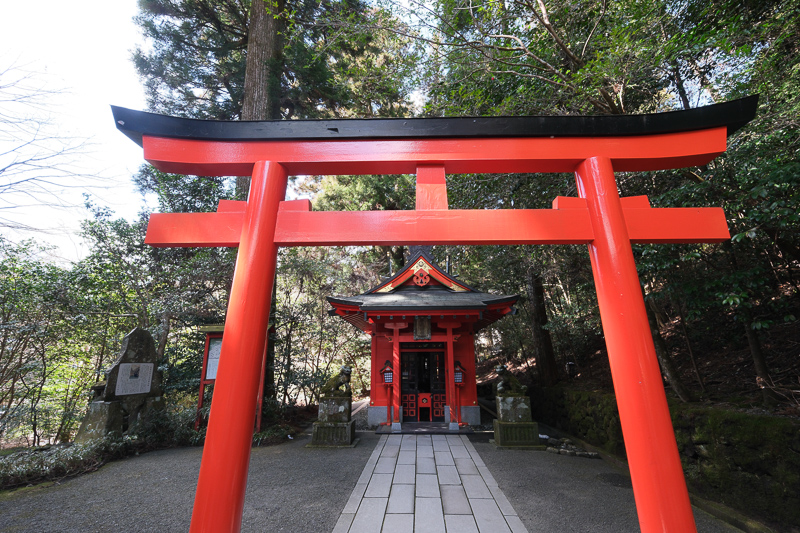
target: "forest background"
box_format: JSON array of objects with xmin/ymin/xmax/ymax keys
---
[{"xmin": 0, "ymin": 0, "xmax": 798, "ymax": 454}]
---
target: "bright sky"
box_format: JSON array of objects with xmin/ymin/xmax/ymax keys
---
[{"xmin": 0, "ymin": 0, "xmax": 148, "ymax": 262}]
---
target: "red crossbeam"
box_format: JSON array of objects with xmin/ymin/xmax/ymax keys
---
[
  {"xmin": 141, "ymin": 127, "xmax": 727, "ymax": 176},
  {"xmin": 145, "ymin": 197, "xmax": 730, "ymax": 247}
]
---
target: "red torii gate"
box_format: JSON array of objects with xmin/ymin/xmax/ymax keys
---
[{"xmin": 113, "ymin": 96, "xmax": 757, "ymax": 533}]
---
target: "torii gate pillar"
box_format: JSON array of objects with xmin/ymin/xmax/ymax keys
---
[
  {"xmin": 576, "ymin": 156, "xmax": 694, "ymax": 529},
  {"xmin": 190, "ymin": 161, "xmax": 287, "ymax": 529}
]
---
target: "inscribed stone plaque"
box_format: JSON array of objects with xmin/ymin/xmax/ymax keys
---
[
  {"xmin": 115, "ymin": 363, "xmax": 153, "ymax": 396},
  {"xmin": 206, "ymin": 337, "xmax": 222, "ymax": 380}
]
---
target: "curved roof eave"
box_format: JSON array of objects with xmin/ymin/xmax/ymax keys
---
[{"xmin": 111, "ymin": 96, "xmax": 758, "ymax": 147}]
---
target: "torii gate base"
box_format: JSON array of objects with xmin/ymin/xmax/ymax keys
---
[{"xmin": 112, "ymin": 97, "xmax": 758, "ymax": 533}]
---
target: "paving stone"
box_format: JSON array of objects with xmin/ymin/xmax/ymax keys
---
[
  {"xmin": 349, "ymin": 497, "xmax": 388, "ymax": 533},
  {"xmin": 366, "ymin": 473, "xmax": 394, "ymax": 498},
  {"xmin": 469, "ymin": 498, "xmax": 512, "ymax": 533},
  {"xmin": 454, "ymin": 457, "xmax": 478, "ymax": 476},
  {"xmin": 436, "ymin": 464, "xmax": 460, "ymax": 485},
  {"xmin": 369, "ymin": 442, "xmax": 386, "ymax": 462},
  {"xmin": 467, "ymin": 449, "xmax": 486, "ymax": 468},
  {"xmin": 504, "ymin": 514, "xmax": 530, "ymax": 533},
  {"xmin": 358, "ymin": 463, "xmax": 376, "ymax": 485},
  {"xmin": 417, "ymin": 445, "xmax": 434, "ymax": 458},
  {"xmin": 417, "ymin": 456, "xmax": 436, "ymax": 474},
  {"xmin": 445, "ymin": 435, "xmax": 463, "ymax": 444},
  {"xmin": 416, "ymin": 435, "xmax": 432, "ymax": 444},
  {"xmin": 434, "ymin": 450, "xmax": 455, "ymax": 466},
  {"xmin": 400, "ymin": 435, "xmax": 417, "ymax": 451},
  {"xmin": 397, "ymin": 450, "xmax": 416, "ymax": 465},
  {"xmin": 332, "ymin": 512, "xmax": 355, "ymax": 533},
  {"xmin": 416, "ymin": 473, "xmax": 441, "ymax": 498},
  {"xmin": 414, "ymin": 497, "xmax": 446, "ymax": 533},
  {"xmin": 461, "ymin": 475, "xmax": 492, "ymax": 499},
  {"xmin": 432, "ymin": 437, "xmax": 450, "ymax": 452},
  {"xmin": 489, "ymin": 484, "xmax": 516, "ymax": 516},
  {"xmin": 444, "ymin": 514, "xmax": 479, "ymax": 533},
  {"xmin": 342, "ymin": 482, "xmax": 368, "ymax": 514},
  {"xmin": 381, "ymin": 513, "xmax": 414, "ymax": 533},
  {"xmin": 387, "ymin": 435, "xmax": 402, "ymax": 446},
  {"xmin": 440, "ymin": 485, "xmax": 471, "ymax": 515},
  {"xmin": 393, "ymin": 463, "xmax": 416, "ymax": 484},
  {"xmin": 374, "ymin": 456, "xmax": 397, "ymax": 474},
  {"xmin": 460, "ymin": 439, "xmax": 486, "ymax": 468},
  {"xmin": 381, "ymin": 445, "xmax": 400, "ymax": 458},
  {"xmin": 387, "ymin": 484, "xmax": 415, "ymax": 514},
  {"xmin": 449, "ymin": 445, "xmax": 470, "ymax": 459},
  {"xmin": 477, "ymin": 465, "xmax": 498, "ymax": 487}
]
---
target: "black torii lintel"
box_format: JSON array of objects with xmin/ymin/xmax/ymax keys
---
[{"xmin": 111, "ymin": 95, "xmax": 758, "ymax": 147}]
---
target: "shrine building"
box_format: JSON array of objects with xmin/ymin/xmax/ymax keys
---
[{"xmin": 328, "ymin": 246, "xmax": 517, "ymax": 429}]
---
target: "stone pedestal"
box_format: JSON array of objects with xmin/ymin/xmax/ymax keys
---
[
  {"xmin": 74, "ymin": 402, "xmax": 124, "ymax": 443},
  {"xmin": 493, "ymin": 395, "xmax": 540, "ymax": 448},
  {"xmin": 310, "ymin": 397, "xmax": 356, "ymax": 446}
]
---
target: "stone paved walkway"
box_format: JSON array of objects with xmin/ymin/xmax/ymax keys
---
[{"xmin": 332, "ymin": 434, "xmax": 526, "ymax": 533}]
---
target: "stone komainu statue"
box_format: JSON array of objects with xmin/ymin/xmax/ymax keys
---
[
  {"xmin": 320, "ymin": 366, "xmax": 352, "ymax": 398},
  {"xmin": 494, "ymin": 364, "xmax": 528, "ymax": 396}
]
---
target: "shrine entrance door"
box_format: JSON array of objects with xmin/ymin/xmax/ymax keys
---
[{"xmin": 400, "ymin": 343, "xmax": 445, "ymax": 422}]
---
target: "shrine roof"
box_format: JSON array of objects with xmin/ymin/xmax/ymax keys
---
[
  {"xmin": 328, "ymin": 286, "xmax": 518, "ymax": 312},
  {"xmin": 328, "ymin": 246, "xmax": 518, "ymax": 313},
  {"xmin": 111, "ymin": 96, "xmax": 757, "ymax": 147}
]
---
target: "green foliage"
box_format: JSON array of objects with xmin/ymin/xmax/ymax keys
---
[
  {"xmin": 133, "ymin": 0, "xmax": 417, "ymax": 119},
  {"xmin": 672, "ymin": 405, "xmax": 800, "ymax": 527},
  {"xmin": 129, "ymin": 393, "xmax": 206, "ymax": 448},
  {"xmin": 272, "ymin": 246, "xmax": 374, "ymax": 405},
  {"xmin": 0, "ymin": 437, "xmax": 136, "ymax": 490},
  {"xmin": 533, "ymin": 386, "xmax": 800, "ymax": 528},
  {"xmin": 0, "ymin": 238, "xmax": 97, "ymax": 445}
]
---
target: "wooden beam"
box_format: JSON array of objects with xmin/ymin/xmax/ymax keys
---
[{"xmin": 145, "ymin": 200, "xmax": 730, "ymax": 248}]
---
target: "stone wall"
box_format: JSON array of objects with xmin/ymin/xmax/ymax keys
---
[{"xmin": 530, "ymin": 386, "xmax": 800, "ymax": 529}]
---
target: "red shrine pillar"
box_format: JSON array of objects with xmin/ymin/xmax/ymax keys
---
[
  {"xmin": 441, "ymin": 323, "xmax": 460, "ymax": 431},
  {"xmin": 387, "ymin": 323, "xmax": 405, "ymax": 429},
  {"xmin": 575, "ymin": 157, "xmax": 696, "ymax": 533},
  {"xmin": 190, "ymin": 161, "xmax": 288, "ymax": 532}
]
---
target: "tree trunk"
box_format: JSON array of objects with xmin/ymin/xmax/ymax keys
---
[
  {"xmin": 239, "ymin": 0, "xmax": 285, "ymax": 410},
  {"xmin": 644, "ymin": 292, "xmax": 695, "ymax": 402},
  {"xmin": 672, "ymin": 61, "xmax": 691, "ymax": 110},
  {"xmin": 527, "ymin": 265, "xmax": 559, "ymax": 386},
  {"xmin": 672, "ymin": 296, "xmax": 704, "ymax": 392},
  {"xmin": 237, "ymin": 0, "xmax": 285, "ymax": 199},
  {"xmin": 156, "ymin": 313, "xmax": 171, "ymax": 361},
  {"xmin": 723, "ymin": 242, "xmax": 779, "ymax": 405},
  {"xmin": 741, "ymin": 308, "xmax": 781, "ymax": 405}
]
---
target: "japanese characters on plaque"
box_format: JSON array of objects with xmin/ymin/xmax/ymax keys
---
[
  {"xmin": 205, "ymin": 337, "xmax": 223, "ymax": 380},
  {"xmin": 115, "ymin": 362, "xmax": 154, "ymax": 396}
]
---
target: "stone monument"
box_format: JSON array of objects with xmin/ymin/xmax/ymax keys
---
[
  {"xmin": 492, "ymin": 365, "xmax": 541, "ymax": 448},
  {"xmin": 309, "ymin": 366, "xmax": 356, "ymax": 447},
  {"xmin": 75, "ymin": 327, "xmax": 164, "ymax": 443}
]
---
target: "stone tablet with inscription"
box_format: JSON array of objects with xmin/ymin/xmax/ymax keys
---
[
  {"xmin": 104, "ymin": 327, "xmax": 162, "ymax": 401},
  {"xmin": 115, "ymin": 363, "xmax": 154, "ymax": 396},
  {"xmin": 76, "ymin": 327, "xmax": 164, "ymax": 442}
]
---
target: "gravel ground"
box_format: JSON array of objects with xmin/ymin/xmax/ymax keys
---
[
  {"xmin": 0, "ymin": 426, "xmax": 742, "ymax": 532},
  {"xmin": 0, "ymin": 430, "xmax": 379, "ymax": 533},
  {"xmin": 470, "ymin": 429, "xmax": 741, "ymax": 533}
]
